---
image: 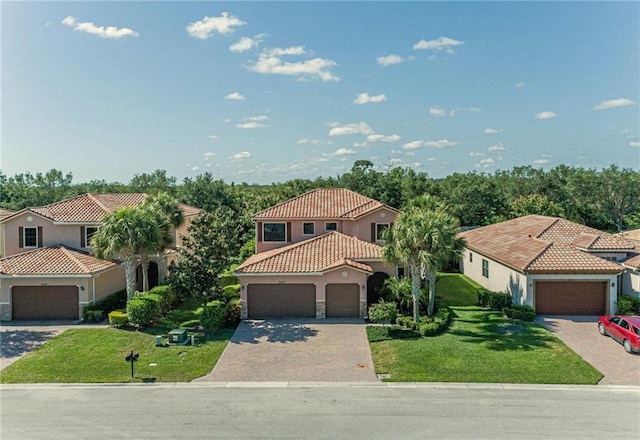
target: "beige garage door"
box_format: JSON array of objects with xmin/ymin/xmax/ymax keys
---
[
  {"xmin": 326, "ymin": 284, "xmax": 360, "ymax": 318},
  {"xmin": 12, "ymin": 286, "xmax": 79, "ymax": 320},
  {"xmin": 247, "ymin": 284, "xmax": 316, "ymax": 318},
  {"xmin": 535, "ymin": 281, "xmax": 606, "ymax": 315}
]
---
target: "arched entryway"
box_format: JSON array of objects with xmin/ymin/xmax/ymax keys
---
[
  {"xmin": 367, "ymin": 272, "xmax": 390, "ymax": 306},
  {"xmin": 136, "ymin": 262, "xmax": 159, "ymax": 292}
]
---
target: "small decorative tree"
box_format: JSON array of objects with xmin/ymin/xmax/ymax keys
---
[{"xmin": 368, "ymin": 299, "xmax": 398, "ymax": 326}]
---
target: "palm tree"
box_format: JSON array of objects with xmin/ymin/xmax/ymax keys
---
[
  {"xmin": 91, "ymin": 207, "xmax": 160, "ymax": 299},
  {"xmin": 382, "ymin": 276, "xmax": 414, "ymax": 316},
  {"xmin": 382, "ymin": 206, "xmax": 465, "ymax": 320},
  {"xmin": 138, "ymin": 193, "xmax": 185, "ymax": 292}
]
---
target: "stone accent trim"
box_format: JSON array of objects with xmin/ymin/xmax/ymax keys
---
[
  {"xmin": 316, "ymin": 300, "xmax": 326, "ymax": 319},
  {"xmin": 240, "ymin": 299, "xmax": 248, "ymax": 319},
  {"xmin": 360, "ymin": 300, "xmax": 368, "ymax": 319}
]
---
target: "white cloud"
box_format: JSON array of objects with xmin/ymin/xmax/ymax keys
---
[
  {"xmin": 229, "ymin": 34, "xmax": 265, "ymax": 53},
  {"xmin": 532, "ymin": 159, "xmax": 550, "ymax": 165},
  {"xmin": 186, "ymin": 12, "xmax": 246, "ymax": 39},
  {"xmin": 425, "ymin": 139, "xmax": 458, "ymax": 148},
  {"xmin": 377, "ymin": 54, "xmax": 404, "ymax": 66},
  {"xmin": 231, "ymin": 151, "xmax": 251, "ymax": 160},
  {"xmin": 469, "ymin": 152, "xmax": 485, "ymax": 157},
  {"xmin": 328, "ymin": 122, "xmax": 374, "ymax": 136},
  {"xmin": 429, "ymin": 107, "xmax": 446, "ymax": 117},
  {"xmin": 334, "ymin": 148, "xmax": 355, "ymax": 156},
  {"xmin": 413, "ymin": 37, "xmax": 463, "ymax": 53},
  {"xmin": 535, "ymin": 111, "xmax": 556, "ymax": 120},
  {"xmin": 593, "ymin": 98, "xmax": 636, "ymax": 110},
  {"xmin": 61, "ymin": 16, "xmax": 139, "ymax": 39},
  {"xmin": 484, "ymin": 128, "xmax": 501, "ymax": 134},
  {"xmin": 203, "ymin": 152, "xmax": 216, "ymax": 160},
  {"xmin": 236, "ymin": 116, "xmax": 269, "ymax": 129},
  {"xmin": 515, "ymin": 82, "xmax": 526, "ymax": 88},
  {"xmin": 366, "ymin": 134, "xmax": 401, "ymax": 143},
  {"xmin": 297, "ymin": 138, "xmax": 323, "ymax": 145},
  {"xmin": 476, "ymin": 158, "xmax": 496, "ymax": 168},
  {"xmin": 353, "ymin": 93, "xmax": 387, "ymax": 105},
  {"xmin": 224, "ymin": 92, "xmax": 245, "ymax": 100},
  {"xmin": 191, "ymin": 166, "xmax": 200, "ymax": 171},
  {"xmin": 402, "ymin": 140, "xmax": 424, "ymax": 150},
  {"xmin": 249, "ymin": 46, "xmax": 339, "ymax": 82},
  {"xmin": 405, "ymin": 151, "xmax": 415, "ymax": 156},
  {"xmin": 488, "ymin": 143, "xmax": 506, "ymax": 152},
  {"xmin": 630, "ymin": 141, "xmax": 640, "ymax": 148},
  {"xmin": 208, "ymin": 135, "xmax": 218, "ymax": 139}
]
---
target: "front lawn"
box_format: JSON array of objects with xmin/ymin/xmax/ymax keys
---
[
  {"xmin": 0, "ymin": 327, "xmax": 233, "ymax": 383},
  {"xmin": 369, "ymin": 306, "xmax": 603, "ymax": 384}
]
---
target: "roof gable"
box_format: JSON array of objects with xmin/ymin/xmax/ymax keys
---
[
  {"xmin": 0, "ymin": 245, "xmax": 118, "ymax": 276},
  {"xmin": 252, "ymin": 188, "xmax": 397, "ymax": 220},
  {"xmin": 235, "ymin": 231, "xmax": 382, "ymax": 274},
  {"xmin": 460, "ymin": 215, "xmax": 631, "ymax": 273}
]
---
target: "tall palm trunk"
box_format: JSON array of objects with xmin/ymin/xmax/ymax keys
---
[
  {"xmin": 426, "ymin": 272, "xmax": 437, "ymax": 317},
  {"xmin": 409, "ymin": 264, "xmax": 422, "ymax": 322},
  {"xmin": 124, "ymin": 255, "xmax": 136, "ymax": 300},
  {"xmin": 140, "ymin": 257, "xmax": 150, "ymax": 292}
]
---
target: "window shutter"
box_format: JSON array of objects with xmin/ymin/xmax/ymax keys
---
[
  {"xmin": 19, "ymin": 227, "xmax": 24, "ymax": 248},
  {"xmin": 371, "ymin": 223, "xmax": 376, "ymax": 242},
  {"xmin": 257, "ymin": 222, "xmax": 263, "ymax": 242},
  {"xmin": 81, "ymin": 227, "xmax": 86, "ymax": 248},
  {"xmin": 286, "ymin": 222, "xmax": 292, "ymax": 242},
  {"xmin": 37, "ymin": 227, "xmax": 43, "ymax": 248}
]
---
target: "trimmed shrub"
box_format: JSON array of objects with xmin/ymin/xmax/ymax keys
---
[
  {"xmin": 366, "ymin": 325, "xmax": 419, "ymax": 342},
  {"xmin": 368, "ymin": 300, "xmax": 398, "ymax": 325},
  {"xmin": 85, "ymin": 289, "xmax": 127, "ymax": 315},
  {"xmin": 224, "ymin": 298, "xmax": 242, "ymax": 328},
  {"xmin": 478, "ymin": 289, "xmax": 512, "ymax": 310},
  {"xmin": 108, "ymin": 310, "xmax": 128, "ymax": 327},
  {"xmin": 617, "ymin": 295, "xmax": 640, "ymax": 315},
  {"xmin": 82, "ymin": 309, "xmax": 105, "ymax": 323},
  {"xmin": 146, "ymin": 286, "xmax": 178, "ymax": 315},
  {"xmin": 417, "ymin": 307, "xmax": 452, "ymax": 337},
  {"xmin": 201, "ymin": 302, "xmax": 226, "ymax": 330},
  {"xmin": 396, "ymin": 315, "xmax": 415, "ymax": 330},
  {"xmin": 179, "ymin": 319, "xmax": 201, "ymax": 329},
  {"xmin": 503, "ymin": 304, "xmax": 535, "ymax": 322},
  {"xmin": 223, "ymin": 284, "xmax": 241, "ymax": 302},
  {"xmin": 126, "ymin": 295, "xmax": 162, "ymax": 326}
]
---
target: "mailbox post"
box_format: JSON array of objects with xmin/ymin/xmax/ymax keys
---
[{"xmin": 125, "ymin": 351, "xmax": 139, "ymax": 378}]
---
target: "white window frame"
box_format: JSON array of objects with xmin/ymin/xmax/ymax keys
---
[
  {"xmin": 23, "ymin": 227, "xmax": 38, "ymax": 248},
  {"xmin": 263, "ymin": 222, "xmax": 287, "ymax": 242},
  {"xmin": 375, "ymin": 223, "xmax": 390, "ymax": 242},
  {"xmin": 325, "ymin": 222, "xmax": 337, "ymax": 232},
  {"xmin": 482, "ymin": 259, "xmax": 489, "ymax": 278},
  {"xmin": 302, "ymin": 222, "xmax": 315, "ymax": 236}
]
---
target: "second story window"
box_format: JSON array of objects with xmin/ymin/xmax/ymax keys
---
[
  {"xmin": 325, "ymin": 222, "xmax": 337, "ymax": 231},
  {"xmin": 375, "ymin": 223, "xmax": 389, "ymax": 242},
  {"xmin": 86, "ymin": 227, "xmax": 98, "ymax": 247},
  {"xmin": 23, "ymin": 227, "xmax": 37, "ymax": 247},
  {"xmin": 303, "ymin": 222, "xmax": 315, "ymax": 235},
  {"xmin": 263, "ymin": 223, "xmax": 286, "ymax": 242},
  {"xmin": 482, "ymin": 259, "xmax": 489, "ymax": 278}
]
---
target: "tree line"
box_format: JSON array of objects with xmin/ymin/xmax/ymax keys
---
[{"xmin": 1, "ymin": 161, "xmax": 638, "ymax": 236}]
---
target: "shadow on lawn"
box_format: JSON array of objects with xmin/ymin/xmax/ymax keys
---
[
  {"xmin": 231, "ymin": 319, "xmax": 319, "ymax": 344},
  {"xmin": 0, "ymin": 330, "xmax": 60, "ymax": 359}
]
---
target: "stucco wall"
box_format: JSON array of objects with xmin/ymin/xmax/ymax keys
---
[
  {"xmin": 94, "ymin": 266, "xmax": 126, "ymax": 302},
  {"xmin": 622, "ymin": 269, "xmax": 640, "ymax": 298}
]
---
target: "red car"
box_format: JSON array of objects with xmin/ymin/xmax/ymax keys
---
[{"xmin": 597, "ymin": 315, "xmax": 640, "ymax": 354}]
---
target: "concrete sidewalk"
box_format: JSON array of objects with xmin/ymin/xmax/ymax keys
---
[{"xmin": 195, "ymin": 318, "xmax": 378, "ymax": 382}]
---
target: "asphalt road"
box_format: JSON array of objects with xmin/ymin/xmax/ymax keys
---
[{"xmin": 1, "ymin": 383, "xmax": 638, "ymax": 439}]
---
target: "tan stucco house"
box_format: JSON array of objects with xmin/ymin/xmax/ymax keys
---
[
  {"xmin": 459, "ymin": 215, "xmax": 640, "ymax": 315},
  {"xmin": 235, "ymin": 188, "xmax": 399, "ymax": 319},
  {"xmin": 0, "ymin": 193, "xmax": 200, "ymax": 321}
]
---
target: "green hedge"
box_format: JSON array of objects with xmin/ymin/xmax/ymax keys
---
[
  {"xmin": 417, "ymin": 307, "xmax": 452, "ymax": 336},
  {"xmin": 83, "ymin": 289, "xmax": 127, "ymax": 322},
  {"xmin": 478, "ymin": 289, "xmax": 512, "ymax": 310},
  {"xmin": 108, "ymin": 310, "xmax": 128, "ymax": 327},
  {"xmin": 366, "ymin": 326, "xmax": 420, "ymax": 342},
  {"xmin": 126, "ymin": 294, "xmax": 162, "ymax": 326},
  {"xmin": 201, "ymin": 302, "xmax": 226, "ymax": 330},
  {"xmin": 617, "ymin": 295, "xmax": 640, "ymax": 315},
  {"xmin": 503, "ymin": 304, "xmax": 535, "ymax": 322},
  {"xmin": 368, "ymin": 300, "xmax": 398, "ymax": 324},
  {"xmin": 224, "ymin": 299, "xmax": 242, "ymax": 328}
]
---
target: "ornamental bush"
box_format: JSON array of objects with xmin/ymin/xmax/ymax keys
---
[
  {"xmin": 201, "ymin": 302, "xmax": 226, "ymax": 330},
  {"xmin": 617, "ymin": 295, "xmax": 640, "ymax": 315},
  {"xmin": 503, "ymin": 304, "xmax": 536, "ymax": 322},
  {"xmin": 478, "ymin": 289, "xmax": 512, "ymax": 310},
  {"xmin": 108, "ymin": 310, "xmax": 128, "ymax": 327},
  {"xmin": 85, "ymin": 289, "xmax": 127, "ymax": 316},
  {"xmin": 368, "ymin": 300, "xmax": 398, "ymax": 325},
  {"xmin": 82, "ymin": 309, "xmax": 104, "ymax": 323},
  {"xmin": 126, "ymin": 294, "xmax": 162, "ymax": 326},
  {"xmin": 224, "ymin": 298, "xmax": 242, "ymax": 328},
  {"xmin": 417, "ymin": 307, "xmax": 452, "ymax": 336},
  {"xmin": 149, "ymin": 285, "xmax": 179, "ymax": 313}
]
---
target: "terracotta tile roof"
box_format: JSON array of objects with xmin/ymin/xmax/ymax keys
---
[
  {"xmin": 235, "ymin": 231, "xmax": 382, "ymax": 274},
  {"xmin": 0, "ymin": 208, "xmax": 16, "ymax": 220},
  {"xmin": 1, "ymin": 193, "xmax": 200, "ymax": 224},
  {"xmin": 620, "ymin": 228, "xmax": 640, "ymax": 242},
  {"xmin": 0, "ymin": 245, "xmax": 118, "ymax": 276},
  {"xmin": 459, "ymin": 215, "xmax": 631, "ymax": 274},
  {"xmin": 623, "ymin": 253, "xmax": 640, "ymax": 269},
  {"xmin": 252, "ymin": 188, "xmax": 396, "ymax": 220},
  {"xmin": 178, "ymin": 203, "xmax": 202, "ymax": 217}
]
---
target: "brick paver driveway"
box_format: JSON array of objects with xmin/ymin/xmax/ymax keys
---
[
  {"xmin": 195, "ymin": 318, "xmax": 378, "ymax": 382},
  {"xmin": 536, "ymin": 315, "xmax": 640, "ymax": 385}
]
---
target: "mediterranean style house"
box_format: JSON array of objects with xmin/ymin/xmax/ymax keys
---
[
  {"xmin": 0, "ymin": 193, "xmax": 200, "ymax": 321},
  {"xmin": 459, "ymin": 215, "xmax": 640, "ymax": 315},
  {"xmin": 234, "ymin": 188, "xmax": 399, "ymax": 319}
]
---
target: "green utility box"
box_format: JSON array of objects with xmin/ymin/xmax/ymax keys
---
[{"xmin": 168, "ymin": 329, "xmax": 188, "ymax": 344}]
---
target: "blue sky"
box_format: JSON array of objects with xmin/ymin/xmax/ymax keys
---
[{"xmin": 2, "ymin": 1, "xmax": 638, "ymax": 184}]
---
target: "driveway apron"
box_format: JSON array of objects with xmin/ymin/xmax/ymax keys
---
[
  {"xmin": 536, "ymin": 315, "xmax": 640, "ymax": 386},
  {"xmin": 195, "ymin": 318, "xmax": 378, "ymax": 382}
]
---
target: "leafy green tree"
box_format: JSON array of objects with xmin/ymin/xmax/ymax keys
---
[
  {"xmin": 382, "ymin": 277, "xmax": 414, "ymax": 315},
  {"xmin": 91, "ymin": 207, "xmax": 160, "ymax": 299},
  {"xmin": 383, "ymin": 206, "xmax": 465, "ymax": 319},
  {"xmin": 510, "ymin": 193, "xmax": 564, "ymax": 218},
  {"xmin": 129, "ymin": 169, "xmax": 177, "ymax": 195},
  {"xmin": 169, "ymin": 207, "xmax": 244, "ymax": 308}
]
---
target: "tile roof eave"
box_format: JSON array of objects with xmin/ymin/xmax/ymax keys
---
[
  {"xmin": 527, "ymin": 269, "xmax": 622, "ymax": 275},
  {"xmin": 463, "ymin": 244, "xmax": 528, "ymax": 274},
  {"xmin": 349, "ymin": 204, "xmax": 400, "ymax": 220},
  {"xmin": 0, "ymin": 208, "xmax": 55, "ymax": 224}
]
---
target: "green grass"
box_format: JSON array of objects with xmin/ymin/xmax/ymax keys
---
[
  {"xmin": 0, "ymin": 327, "xmax": 233, "ymax": 383},
  {"xmin": 369, "ymin": 273, "xmax": 603, "ymax": 384}
]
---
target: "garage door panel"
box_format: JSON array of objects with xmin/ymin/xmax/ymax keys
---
[
  {"xmin": 12, "ymin": 286, "xmax": 79, "ymax": 320},
  {"xmin": 535, "ymin": 281, "xmax": 606, "ymax": 315},
  {"xmin": 326, "ymin": 284, "xmax": 360, "ymax": 318},
  {"xmin": 247, "ymin": 284, "xmax": 316, "ymax": 318}
]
